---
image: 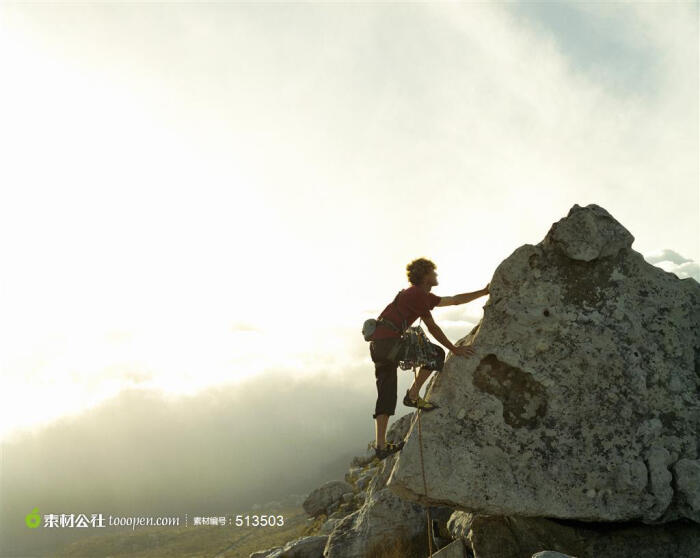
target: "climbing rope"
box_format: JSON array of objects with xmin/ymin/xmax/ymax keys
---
[
  {"xmin": 413, "ymin": 362, "xmax": 434, "ymax": 557},
  {"xmin": 388, "ymin": 317, "xmax": 437, "ymax": 555},
  {"xmin": 409, "ymin": 318, "xmax": 434, "ymax": 557}
]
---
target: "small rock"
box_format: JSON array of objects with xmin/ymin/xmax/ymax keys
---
[{"xmin": 303, "ymin": 480, "xmax": 354, "ymax": 517}]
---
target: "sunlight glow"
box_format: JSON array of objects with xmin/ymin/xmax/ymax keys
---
[{"xmin": 1, "ymin": 2, "xmax": 696, "ymax": 441}]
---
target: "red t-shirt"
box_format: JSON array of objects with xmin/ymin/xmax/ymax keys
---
[{"xmin": 372, "ymin": 286, "xmax": 442, "ymax": 340}]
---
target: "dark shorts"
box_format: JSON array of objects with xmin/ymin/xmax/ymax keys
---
[{"xmin": 369, "ymin": 337, "xmax": 445, "ymax": 419}]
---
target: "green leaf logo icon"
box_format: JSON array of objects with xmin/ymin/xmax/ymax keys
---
[{"xmin": 25, "ymin": 507, "xmax": 41, "ymax": 529}]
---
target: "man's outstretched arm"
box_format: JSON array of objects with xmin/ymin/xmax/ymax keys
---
[
  {"xmin": 437, "ymin": 283, "xmax": 489, "ymax": 307},
  {"xmin": 422, "ymin": 314, "xmax": 475, "ymax": 356}
]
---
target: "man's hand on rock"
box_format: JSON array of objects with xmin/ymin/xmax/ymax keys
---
[
  {"xmin": 452, "ymin": 345, "xmax": 476, "ymax": 357},
  {"xmin": 484, "ymin": 282, "xmax": 490, "ymax": 295}
]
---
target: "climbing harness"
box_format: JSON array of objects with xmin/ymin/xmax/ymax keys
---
[
  {"xmin": 362, "ymin": 290, "xmax": 409, "ymax": 342},
  {"xmin": 364, "ymin": 292, "xmax": 441, "ymax": 373}
]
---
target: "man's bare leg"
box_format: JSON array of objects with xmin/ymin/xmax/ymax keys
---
[
  {"xmin": 375, "ymin": 414, "xmax": 389, "ymax": 449},
  {"xmin": 408, "ymin": 366, "xmax": 432, "ymax": 400}
]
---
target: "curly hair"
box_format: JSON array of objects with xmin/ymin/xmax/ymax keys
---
[{"xmin": 406, "ymin": 258, "xmax": 436, "ymax": 285}]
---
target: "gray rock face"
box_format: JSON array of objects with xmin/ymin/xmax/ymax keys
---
[
  {"xmin": 674, "ymin": 458, "xmax": 700, "ymax": 522},
  {"xmin": 318, "ymin": 517, "xmax": 339, "ymax": 535},
  {"xmin": 388, "ymin": 204, "xmax": 700, "ymax": 524},
  {"xmin": 447, "ymin": 510, "xmax": 700, "ymax": 558},
  {"xmin": 323, "ymin": 484, "xmax": 425, "ymax": 558},
  {"xmin": 302, "ymin": 480, "xmax": 354, "ymax": 518},
  {"xmin": 542, "ymin": 203, "xmax": 634, "ymax": 261},
  {"xmin": 324, "ymin": 414, "xmax": 428, "ymax": 558}
]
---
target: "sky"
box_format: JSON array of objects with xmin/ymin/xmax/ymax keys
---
[{"xmin": 0, "ymin": 1, "xmax": 698, "ymax": 443}]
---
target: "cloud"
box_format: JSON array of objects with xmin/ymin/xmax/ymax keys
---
[
  {"xmin": 644, "ymin": 254, "xmax": 700, "ymax": 283},
  {"xmin": 644, "ymin": 249, "xmax": 700, "ymax": 282},
  {"xmin": 508, "ymin": 0, "xmax": 661, "ymax": 97},
  {"xmin": 643, "ymin": 248, "xmax": 693, "ymax": 265},
  {"xmin": 672, "ymin": 262, "xmax": 700, "ymax": 282}
]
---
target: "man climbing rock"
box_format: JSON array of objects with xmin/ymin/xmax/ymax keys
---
[{"xmin": 368, "ymin": 258, "xmax": 489, "ymax": 460}]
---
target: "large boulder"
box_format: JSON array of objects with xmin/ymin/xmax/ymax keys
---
[{"xmin": 388, "ymin": 204, "xmax": 700, "ymax": 524}]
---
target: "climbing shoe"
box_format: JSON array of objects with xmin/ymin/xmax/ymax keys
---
[
  {"xmin": 371, "ymin": 440, "xmax": 404, "ymax": 461},
  {"xmin": 403, "ymin": 390, "xmax": 439, "ymax": 412}
]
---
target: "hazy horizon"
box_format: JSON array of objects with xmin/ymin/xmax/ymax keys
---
[{"xmin": 0, "ymin": 368, "xmax": 384, "ymax": 556}]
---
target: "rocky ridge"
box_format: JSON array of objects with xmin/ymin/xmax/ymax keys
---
[{"xmin": 250, "ymin": 204, "xmax": 700, "ymax": 558}]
